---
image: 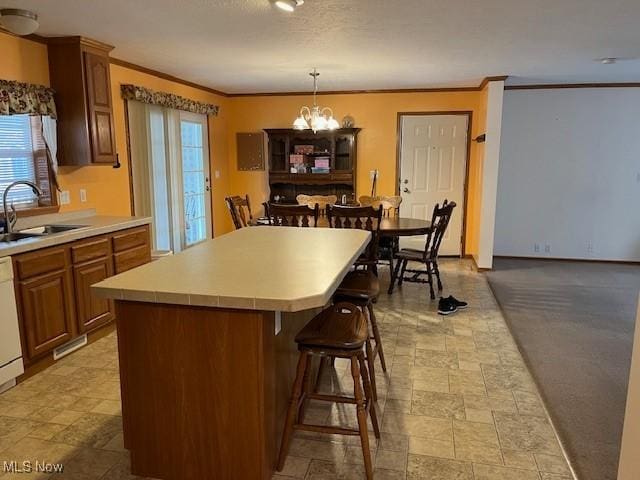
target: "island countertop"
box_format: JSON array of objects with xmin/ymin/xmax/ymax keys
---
[{"xmin": 92, "ymin": 226, "xmax": 371, "ymax": 312}]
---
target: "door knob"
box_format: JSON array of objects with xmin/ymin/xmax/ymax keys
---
[{"xmin": 403, "ymin": 187, "xmax": 411, "ymax": 194}]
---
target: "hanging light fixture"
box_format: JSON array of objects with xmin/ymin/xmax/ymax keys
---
[{"xmin": 293, "ymin": 69, "xmax": 340, "ymax": 133}]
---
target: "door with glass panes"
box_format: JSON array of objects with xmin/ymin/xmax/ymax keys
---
[{"xmin": 179, "ymin": 112, "xmax": 211, "ymax": 248}]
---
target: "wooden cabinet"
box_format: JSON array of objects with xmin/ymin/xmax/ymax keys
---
[
  {"xmin": 48, "ymin": 36, "xmax": 116, "ymax": 166},
  {"xmin": 264, "ymin": 128, "xmax": 360, "ymax": 202},
  {"xmin": 14, "ymin": 247, "xmax": 76, "ymax": 360},
  {"xmin": 12, "ymin": 225, "xmax": 150, "ymax": 364},
  {"xmin": 72, "ymin": 236, "xmax": 114, "ymax": 334}
]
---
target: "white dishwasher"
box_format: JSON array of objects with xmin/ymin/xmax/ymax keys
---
[{"xmin": 0, "ymin": 257, "xmax": 24, "ymax": 392}]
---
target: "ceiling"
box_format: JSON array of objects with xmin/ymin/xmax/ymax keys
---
[{"xmin": 6, "ymin": 0, "xmax": 640, "ymax": 93}]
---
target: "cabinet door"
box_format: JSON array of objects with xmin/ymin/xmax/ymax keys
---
[
  {"xmin": 18, "ymin": 269, "xmax": 76, "ymax": 361},
  {"xmin": 84, "ymin": 51, "xmax": 116, "ymax": 164},
  {"xmin": 74, "ymin": 257, "xmax": 115, "ymax": 334}
]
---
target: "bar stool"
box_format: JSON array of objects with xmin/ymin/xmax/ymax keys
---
[
  {"xmin": 333, "ymin": 270, "xmax": 386, "ymax": 401},
  {"xmin": 277, "ymin": 302, "xmax": 380, "ymax": 479},
  {"xmin": 327, "ymin": 205, "xmax": 388, "ymax": 401}
]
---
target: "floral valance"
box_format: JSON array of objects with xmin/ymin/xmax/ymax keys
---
[
  {"xmin": 0, "ymin": 80, "xmax": 57, "ymax": 118},
  {"xmin": 121, "ymin": 84, "xmax": 219, "ymax": 116}
]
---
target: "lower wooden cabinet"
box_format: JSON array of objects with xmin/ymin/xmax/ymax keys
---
[
  {"xmin": 17, "ymin": 267, "xmax": 76, "ymax": 360},
  {"xmin": 13, "ymin": 224, "xmax": 150, "ymax": 364},
  {"xmin": 73, "ymin": 256, "xmax": 114, "ymax": 334}
]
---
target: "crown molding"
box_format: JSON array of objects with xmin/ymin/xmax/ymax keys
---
[{"xmin": 505, "ymin": 82, "xmax": 640, "ymax": 90}]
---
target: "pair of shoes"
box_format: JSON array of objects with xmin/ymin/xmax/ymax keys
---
[{"xmin": 437, "ymin": 295, "xmax": 468, "ymax": 315}]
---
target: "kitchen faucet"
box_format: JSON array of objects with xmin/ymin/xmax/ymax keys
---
[{"xmin": 2, "ymin": 181, "xmax": 43, "ymax": 234}]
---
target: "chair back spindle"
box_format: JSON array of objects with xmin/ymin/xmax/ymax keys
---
[
  {"xmin": 423, "ymin": 200, "xmax": 456, "ymax": 262},
  {"xmin": 297, "ymin": 194, "xmax": 337, "ymax": 216},
  {"xmin": 225, "ymin": 195, "xmax": 253, "ymax": 229},
  {"xmin": 327, "ymin": 205, "xmax": 383, "ymax": 269},
  {"xmin": 267, "ymin": 203, "xmax": 319, "ymax": 227}
]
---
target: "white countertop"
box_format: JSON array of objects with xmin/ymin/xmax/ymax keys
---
[
  {"xmin": 0, "ymin": 212, "xmax": 152, "ymax": 257},
  {"xmin": 92, "ymin": 226, "xmax": 371, "ymax": 312}
]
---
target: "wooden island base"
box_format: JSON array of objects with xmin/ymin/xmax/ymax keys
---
[{"xmin": 115, "ymin": 300, "xmax": 319, "ymax": 480}]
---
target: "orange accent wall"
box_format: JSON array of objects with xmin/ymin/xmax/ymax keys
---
[
  {"xmin": 2, "ymin": 32, "xmax": 486, "ymax": 245},
  {"xmin": 0, "ymin": 32, "xmax": 232, "ymax": 236},
  {"xmin": 228, "ymin": 92, "xmax": 484, "ymax": 247}
]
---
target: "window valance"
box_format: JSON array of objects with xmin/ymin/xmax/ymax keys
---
[
  {"xmin": 121, "ymin": 84, "xmax": 219, "ymax": 116},
  {"xmin": 0, "ymin": 80, "xmax": 57, "ymax": 118}
]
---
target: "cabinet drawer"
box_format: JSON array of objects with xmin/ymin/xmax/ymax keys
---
[
  {"xmin": 14, "ymin": 247, "xmax": 68, "ymax": 280},
  {"xmin": 114, "ymin": 245, "xmax": 151, "ymax": 274},
  {"xmin": 71, "ymin": 237, "xmax": 111, "ymax": 264},
  {"xmin": 112, "ymin": 227, "xmax": 149, "ymax": 253}
]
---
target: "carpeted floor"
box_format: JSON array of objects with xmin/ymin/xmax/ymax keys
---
[{"xmin": 486, "ymin": 258, "xmax": 640, "ymax": 480}]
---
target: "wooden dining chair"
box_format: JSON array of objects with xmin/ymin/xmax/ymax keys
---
[
  {"xmin": 225, "ymin": 195, "xmax": 253, "ymax": 229},
  {"xmin": 359, "ymin": 195, "xmax": 402, "ymax": 274},
  {"xmin": 297, "ymin": 194, "xmax": 337, "ymax": 216},
  {"xmin": 327, "ymin": 204, "xmax": 386, "ymax": 399},
  {"xmin": 266, "ymin": 203, "xmax": 319, "ymax": 227},
  {"xmin": 389, "ymin": 200, "xmax": 457, "ymax": 299}
]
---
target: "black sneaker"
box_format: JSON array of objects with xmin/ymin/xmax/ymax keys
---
[
  {"xmin": 438, "ymin": 297, "xmax": 457, "ymax": 315},
  {"xmin": 446, "ymin": 295, "xmax": 468, "ymax": 309}
]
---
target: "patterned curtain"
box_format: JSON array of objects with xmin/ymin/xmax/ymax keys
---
[
  {"xmin": 0, "ymin": 80, "xmax": 57, "ymax": 118},
  {"xmin": 121, "ymin": 84, "xmax": 219, "ymax": 116}
]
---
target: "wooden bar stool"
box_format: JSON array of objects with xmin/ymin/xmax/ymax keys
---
[
  {"xmin": 277, "ymin": 303, "xmax": 380, "ymax": 479},
  {"xmin": 327, "ymin": 205, "xmax": 388, "ymax": 401}
]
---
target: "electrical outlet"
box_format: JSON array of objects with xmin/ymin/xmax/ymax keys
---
[
  {"xmin": 587, "ymin": 242, "xmax": 594, "ymax": 255},
  {"xmin": 534, "ymin": 243, "xmax": 540, "ymax": 253},
  {"xmin": 369, "ymin": 170, "xmax": 378, "ymax": 181},
  {"xmin": 80, "ymin": 189, "xmax": 87, "ymax": 203},
  {"xmin": 59, "ymin": 190, "xmax": 70, "ymax": 205},
  {"xmin": 544, "ymin": 244, "xmax": 551, "ymax": 253}
]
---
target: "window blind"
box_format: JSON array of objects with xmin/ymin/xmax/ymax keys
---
[{"xmin": 0, "ymin": 115, "xmax": 37, "ymax": 205}]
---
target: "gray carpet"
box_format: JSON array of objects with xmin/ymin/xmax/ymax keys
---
[{"xmin": 486, "ymin": 259, "xmax": 640, "ymax": 480}]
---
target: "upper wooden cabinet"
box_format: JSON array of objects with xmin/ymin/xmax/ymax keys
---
[{"xmin": 48, "ymin": 37, "xmax": 117, "ymax": 166}]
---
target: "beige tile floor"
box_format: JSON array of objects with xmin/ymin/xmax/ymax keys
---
[{"xmin": 0, "ymin": 260, "xmax": 574, "ymax": 480}]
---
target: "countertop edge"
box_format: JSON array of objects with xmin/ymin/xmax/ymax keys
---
[
  {"xmin": 0, "ymin": 216, "xmax": 152, "ymax": 257},
  {"xmin": 93, "ymin": 230, "xmax": 370, "ymax": 312}
]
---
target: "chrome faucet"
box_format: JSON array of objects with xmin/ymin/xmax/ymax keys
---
[{"xmin": 2, "ymin": 181, "xmax": 43, "ymax": 234}]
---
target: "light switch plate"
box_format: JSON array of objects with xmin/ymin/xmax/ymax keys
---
[
  {"xmin": 59, "ymin": 190, "xmax": 70, "ymax": 205},
  {"xmin": 214, "ymin": 170, "xmax": 220, "ymax": 179},
  {"xmin": 80, "ymin": 189, "xmax": 87, "ymax": 203}
]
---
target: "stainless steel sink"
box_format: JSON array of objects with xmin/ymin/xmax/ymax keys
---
[
  {"xmin": 0, "ymin": 232, "xmax": 43, "ymax": 243},
  {"xmin": 20, "ymin": 224, "xmax": 87, "ymax": 235}
]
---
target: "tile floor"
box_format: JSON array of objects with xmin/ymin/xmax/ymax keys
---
[{"xmin": 0, "ymin": 260, "xmax": 574, "ymax": 479}]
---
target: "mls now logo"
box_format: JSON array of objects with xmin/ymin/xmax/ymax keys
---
[{"xmin": 3, "ymin": 460, "xmax": 64, "ymax": 474}]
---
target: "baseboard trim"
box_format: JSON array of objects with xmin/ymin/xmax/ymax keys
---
[{"xmin": 494, "ymin": 255, "xmax": 640, "ymax": 266}]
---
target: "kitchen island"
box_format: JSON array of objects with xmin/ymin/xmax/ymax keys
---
[{"xmin": 92, "ymin": 226, "xmax": 371, "ymax": 480}]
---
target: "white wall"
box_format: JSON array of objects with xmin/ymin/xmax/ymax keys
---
[
  {"xmin": 495, "ymin": 88, "xmax": 640, "ymax": 261},
  {"xmin": 475, "ymin": 81, "xmax": 505, "ymax": 269}
]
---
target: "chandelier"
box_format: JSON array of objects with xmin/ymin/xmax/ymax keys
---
[{"xmin": 293, "ymin": 68, "xmax": 340, "ymax": 133}]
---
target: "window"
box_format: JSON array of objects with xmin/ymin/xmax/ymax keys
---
[{"xmin": 0, "ymin": 115, "xmax": 55, "ymax": 209}]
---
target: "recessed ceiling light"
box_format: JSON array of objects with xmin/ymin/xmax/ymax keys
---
[
  {"xmin": 274, "ymin": 0, "xmax": 304, "ymax": 12},
  {"xmin": 0, "ymin": 9, "xmax": 39, "ymax": 36}
]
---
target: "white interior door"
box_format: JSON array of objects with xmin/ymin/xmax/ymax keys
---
[{"xmin": 399, "ymin": 114, "xmax": 468, "ymax": 255}]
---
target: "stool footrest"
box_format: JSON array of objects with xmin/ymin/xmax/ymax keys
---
[
  {"xmin": 294, "ymin": 423, "xmax": 360, "ymax": 436},
  {"xmin": 306, "ymin": 393, "xmax": 358, "ymax": 404}
]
